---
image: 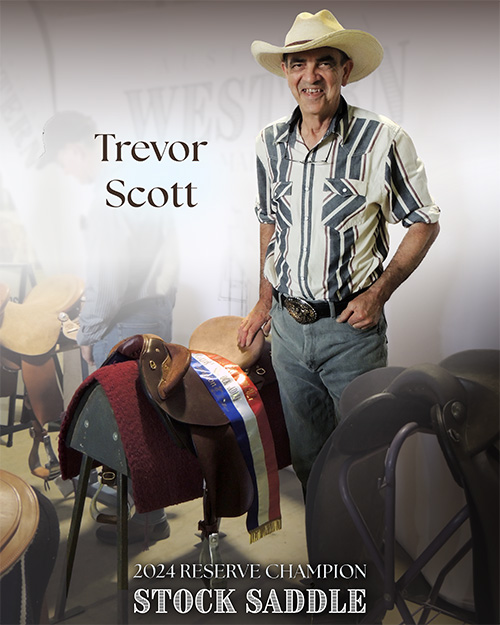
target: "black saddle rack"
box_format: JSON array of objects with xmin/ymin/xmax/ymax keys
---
[{"xmin": 306, "ymin": 350, "xmax": 499, "ymax": 625}]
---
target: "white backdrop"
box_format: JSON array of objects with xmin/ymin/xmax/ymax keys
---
[
  {"xmin": 1, "ymin": 1, "xmax": 498, "ymax": 610},
  {"xmin": 1, "ymin": 0, "xmax": 498, "ymax": 359}
]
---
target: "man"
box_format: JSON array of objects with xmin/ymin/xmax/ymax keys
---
[
  {"xmin": 39, "ymin": 112, "xmax": 177, "ymax": 370},
  {"xmin": 40, "ymin": 111, "xmax": 177, "ymax": 544},
  {"xmin": 238, "ymin": 10, "xmax": 440, "ymax": 492}
]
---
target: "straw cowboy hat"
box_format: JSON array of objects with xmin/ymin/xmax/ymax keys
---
[{"xmin": 251, "ymin": 9, "xmax": 384, "ymax": 83}]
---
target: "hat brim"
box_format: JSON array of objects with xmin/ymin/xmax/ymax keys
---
[{"xmin": 251, "ymin": 29, "xmax": 383, "ymax": 83}]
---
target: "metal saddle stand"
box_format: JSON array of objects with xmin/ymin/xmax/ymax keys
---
[
  {"xmin": 306, "ymin": 349, "xmax": 499, "ymax": 625},
  {"xmin": 53, "ymin": 333, "xmax": 286, "ymax": 624},
  {"xmin": 53, "ymin": 383, "xmax": 131, "ymax": 624}
]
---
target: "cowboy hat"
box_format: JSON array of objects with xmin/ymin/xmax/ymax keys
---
[{"xmin": 251, "ymin": 9, "xmax": 383, "ymax": 83}]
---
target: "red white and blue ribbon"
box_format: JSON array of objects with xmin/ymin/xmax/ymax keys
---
[{"xmin": 190, "ymin": 351, "xmax": 281, "ymax": 542}]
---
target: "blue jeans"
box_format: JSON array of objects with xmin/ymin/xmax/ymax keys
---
[
  {"xmin": 92, "ymin": 297, "xmax": 173, "ymax": 369},
  {"xmin": 270, "ymin": 299, "xmax": 388, "ymax": 490},
  {"xmin": 92, "ymin": 297, "xmax": 173, "ymax": 526}
]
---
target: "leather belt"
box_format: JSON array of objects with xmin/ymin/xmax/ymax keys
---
[{"xmin": 273, "ymin": 288, "xmax": 367, "ymax": 325}]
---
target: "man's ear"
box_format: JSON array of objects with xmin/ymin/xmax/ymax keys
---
[
  {"xmin": 341, "ymin": 59, "xmax": 354, "ymax": 86},
  {"xmin": 281, "ymin": 60, "xmax": 288, "ymax": 76}
]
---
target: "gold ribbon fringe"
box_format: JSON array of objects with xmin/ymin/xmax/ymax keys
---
[{"xmin": 249, "ymin": 518, "xmax": 282, "ymax": 544}]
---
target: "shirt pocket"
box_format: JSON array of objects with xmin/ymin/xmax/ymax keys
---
[
  {"xmin": 272, "ymin": 181, "xmax": 293, "ymax": 228},
  {"xmin": 321, "ymin": 178, "xmax": 368, "ymax": 231}
]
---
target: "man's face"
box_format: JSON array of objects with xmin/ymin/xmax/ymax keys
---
[{"xmin": 281, "ymin": 47, "xmax": 353, "ymax": 120}]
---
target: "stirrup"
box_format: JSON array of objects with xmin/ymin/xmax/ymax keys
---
[
  {"xmin": 89, "ymin": 469, "xmax": 135, "ymax": 524},
  {"xmin": 29, "ymin": 422, "xmax": 60, "ymax": 488},
  {"xmin": 199, "ymin": 519, "xmax": 226, "ymax": 589}
]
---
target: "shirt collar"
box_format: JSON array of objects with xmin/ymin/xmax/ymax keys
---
[{"xmin": 277, "ymin": 96, "xmax": 350, "ymax": 145}]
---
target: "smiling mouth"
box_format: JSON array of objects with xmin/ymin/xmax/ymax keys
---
[{"xmin": 301, "ymin": 87, "xmax": 323, "ymax": 96}]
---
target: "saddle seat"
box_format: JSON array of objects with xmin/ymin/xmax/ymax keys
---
[{"xmin": 0, "ymin": 274, "xmax": 84, "ymax": 356}]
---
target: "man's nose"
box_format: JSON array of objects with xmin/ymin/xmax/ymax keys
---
[{"xmin": 303, "ymin": 62, "xmax": 320, "ymax": 83}]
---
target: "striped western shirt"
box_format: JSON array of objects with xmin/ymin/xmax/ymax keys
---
[{"xmin": 255, "ymin": 98, "xmax": 440, "ymax": 302}]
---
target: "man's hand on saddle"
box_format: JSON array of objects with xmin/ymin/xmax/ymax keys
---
[
  {"xmin": 80, "ymin": 344, "xmax": 95, "ymax": 367},
  {"xmin": 336, "ymin": 288, "xmax": 384, "ymax": 330},
  {"xmin": 238, "ymin": 304, "xmax": 271, "ymax": 348}
]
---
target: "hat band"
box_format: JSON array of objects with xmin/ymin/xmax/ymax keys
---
[{"xmin": 286, "ymin": 39, "xmax": 312, "ymax": 47}]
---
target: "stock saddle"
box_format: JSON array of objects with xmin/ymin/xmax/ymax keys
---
[
  {"xmin": 103, "ymin": 333, "xmax": 255, "ymax": 530},
  {"xmin": 60, "ymin": 322, "xmax": 289, "ymax": 550},
  {"xmin": 0, "ymin": 274, "xmax": 84, "ymax": 483}
]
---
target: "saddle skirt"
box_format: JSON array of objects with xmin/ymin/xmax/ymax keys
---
[{"xmin": 60, "ymin": 334, "xmax": 282, "ymax": 541}]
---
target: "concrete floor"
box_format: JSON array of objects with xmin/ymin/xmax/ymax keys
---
[{"xmin": 1, "ymin": 389, "xmax": 466, "ymax": 625}]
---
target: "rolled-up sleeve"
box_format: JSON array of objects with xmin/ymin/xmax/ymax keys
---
[
  {"xmin": 254, "ymin": 132, "xmax": 276, "ymax": 225},
  {"xmin": 384, "ymin": 128, "xmax": 440, "ymax": 227}
]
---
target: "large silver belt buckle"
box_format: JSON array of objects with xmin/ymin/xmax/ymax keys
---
[{"xmin": 283, "ymin": 297, "xmax": 318, "ymax": 324}]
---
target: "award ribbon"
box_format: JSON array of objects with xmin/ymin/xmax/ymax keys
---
[{"xmin": 190, "ymin": 352, "xmax": 281, "ymax": 542}]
